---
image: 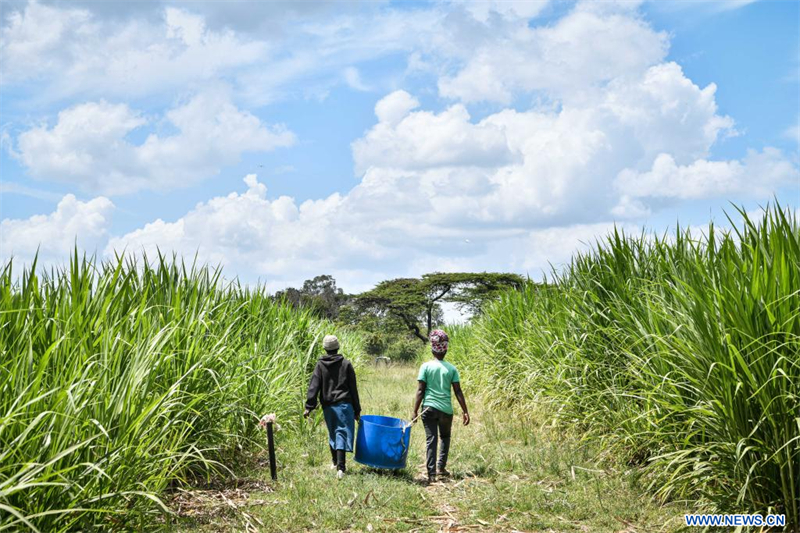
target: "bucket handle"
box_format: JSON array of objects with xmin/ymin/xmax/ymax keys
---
[
  {"xmin": 400, "ymin": 408, "xmax": 426, "ymax": 455},
  {"xmin": 400, "ymin": 425, "xmax": 411, "ymax": 455}
]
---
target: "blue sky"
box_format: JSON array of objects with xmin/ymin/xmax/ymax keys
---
[{"xmin": 1, "ymin": 0, "xmax": 798, "ymax": 294}]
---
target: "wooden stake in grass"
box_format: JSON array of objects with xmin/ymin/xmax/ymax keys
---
[
  {"xmin": 267, "ymin": 421, "xmax": 277, "ymax": 481},
  {"xmin": 260, "ymin": 414, "xmax": 278, "ymax": 480}
]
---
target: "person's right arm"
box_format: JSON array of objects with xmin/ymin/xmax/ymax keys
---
[
  {"xmin": 412, "ymin": 364, "xmax": 427, "ymax": 422},
  {"xmin": 303, "ymin": 363, "xmax": 321, "ymax": 417},
  {"xmin": 453, "ymin": 381, "xmax": 470, "ymax": 426},
  {"xmin": 412, "ymin": 380, "xmax": 426, "ymax": 422}
]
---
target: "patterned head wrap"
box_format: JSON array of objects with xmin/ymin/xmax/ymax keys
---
[{"xmin": 429, "ymin": 329, "xmax": 449, "ymax": 355}]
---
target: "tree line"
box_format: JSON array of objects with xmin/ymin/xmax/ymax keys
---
[{"xmin": 274, "ymin": 272, "xmax": 524, "ymax": 359}]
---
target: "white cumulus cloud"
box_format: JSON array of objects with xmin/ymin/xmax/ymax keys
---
[
  {"xmin": 614, "ymin": 148, "xmax": 797, "ymax": 205},
  {"xmin": 2, "ymin": 0, "xmax": 796, "ymax": 292},
  {"xmin": 373, "ymin": 90, "xmax": 420, "ymax": 125},
  {"xmin": 353, "ymin": 93, "xmax": 513, "ymax": 175},
  {"xmin": 15, "ymin": 91, "xmax": 295, "ymax": 195},
  {"xmin": 438, "ymin": 1, "xmax": 669, "ymax": 103},
  {"xmin": 93, "ymin": 54, "xmax": 796, "ymax": 288},
  {"xmin": 0, "ymin": 194, "xmax": 114, "ymax": 264},
  {"xmin": 352, "ymin": 62, "xmax": 742, "ymax": 228},
  {"xmin": 105, "ymin": 174, "xmax": 361, "ymax": 275},
  {"xmin": 0, "ymin": 2, "xmax": 268, "ymax": 100}
]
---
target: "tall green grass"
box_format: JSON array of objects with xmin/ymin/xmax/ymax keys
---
[
  {"xmin": 449, "ymin": 206, "xmax": 799, "ymax": 527},
  {"xmin": 0, "ymin": 253, "xmax": 362, "ymax": 532}
]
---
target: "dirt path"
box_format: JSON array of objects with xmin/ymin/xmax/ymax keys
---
[{"xmin": 177, "ymin": 363, "xmax": 685, "ymax": 533}]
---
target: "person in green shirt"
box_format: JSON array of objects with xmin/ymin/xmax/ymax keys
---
[{"xmin": 412, "ymin": 329, "xmax": 469, "ymax": 483}]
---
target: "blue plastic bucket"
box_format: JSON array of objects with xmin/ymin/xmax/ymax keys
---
[{"xmin": 354, "ymin": 415, "xmax": 412, "ymax": 469}]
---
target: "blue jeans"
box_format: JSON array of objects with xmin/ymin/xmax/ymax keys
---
[{"xmin": 323, "ymin": 402, "xmax": 355, "ymax": 452}]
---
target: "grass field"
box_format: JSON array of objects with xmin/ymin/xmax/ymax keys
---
[
  {"xmin": 447, "ymin": 205, "xmax": 800, "ymax": 528},
  {"xmin": 2, "ymin": 206, "xmax": 795, "ymax": 532},
  {"xmin": 0, "ymin": 254, "xmax": 362, "ymax": 532},
  {"xmin": 174, "ymin": 363, "xmax": 686, "ymax": 533}
]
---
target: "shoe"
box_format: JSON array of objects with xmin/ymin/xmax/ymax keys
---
[
  {"xmin": 438, "ymin": 468, "xmax": 451, "ymax": 478},
  {"xmin": 337, "ymin": 470, "xmax": 345, "ymax": 479},
  {"xmin": 329, "ymin": 462, "xmax": 337, "ymax": 470}
]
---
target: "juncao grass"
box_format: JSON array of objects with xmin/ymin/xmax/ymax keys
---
[
  {"xmin": 448, "ymin": 204, "xmax": 800, "ymax": 528},
  {"xmin": 0, "ymin": 253, "xmax": 363, "ymax": 532}
]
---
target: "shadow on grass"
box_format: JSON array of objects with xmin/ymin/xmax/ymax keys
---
[
  {"xmin": 355, "ymin": 463, "xmax": 494, "ymax": 489},
  {"xmin": 451, "ymin": 463, "xmax": 492, "ymax": 479},
  {"xmin": 355, "ymin": 465, "xmax": 435, "ymax": 485}
]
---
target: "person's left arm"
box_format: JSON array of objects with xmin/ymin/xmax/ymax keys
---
[
  {"xmin": 452, "ymin": 382, "xmax": 470, "ymax": 426},
  {"xmin": 346, "ymin": 361, "xmax": 361, "ymax": 421},
  {"xmin": 452, "ymin": 368, "xmax": 469, "ymax": 426}
]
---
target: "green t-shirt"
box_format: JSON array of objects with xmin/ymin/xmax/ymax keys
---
[{"xmin": 418, "ymin": 359, "xmax": 460, "ymax": 415}]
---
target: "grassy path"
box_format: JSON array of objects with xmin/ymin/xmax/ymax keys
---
[{"xmin": 175, "ymin": 364, "xmax": 686, "ymax": 532}]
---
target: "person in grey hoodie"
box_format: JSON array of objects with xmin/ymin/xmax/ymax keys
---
[{"xmin": 303, "ymin": 334, "xmax": 361, "ymax": 478}]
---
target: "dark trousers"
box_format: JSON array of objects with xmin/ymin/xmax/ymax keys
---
[
  {"xmin": 421, "ymin": 407, "xmax": 453, "ymax": 477},
  {"xmin": 329, "ymin": 446, "xmax": 346, "ymax": 472}
]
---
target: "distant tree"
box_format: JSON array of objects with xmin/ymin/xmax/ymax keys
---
[
  {"xmin": 275, "ymin": 287, "xmax": 303, "ymax": 308},
  {"xmin": 275, "ymin": 274, "xmax": 349, "ymax": 320},
  {"xmin": 301, "ymin": 274, "xmax": 349, "ymax": 319},
  {"xmin": 363, "ymin": 332, "xmax": 387, "ymax": 357},
  {"xmin": 424, "ymin": 272, "xmax": 525, "ymax": 316},
  {"xmin": 355, "ymin": 272, "xmax": 524, "ymax": 344},
  {"xmin": 355, "ymin": 278, "xmax": 430, "ymax": 342}
]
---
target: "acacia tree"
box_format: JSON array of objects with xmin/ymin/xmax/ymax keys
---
[
  {"xmin": 420, "ymin": 272, "xmax": 524, "ymax": 333},
  {"xmin": 354, "ymin": 278, "xmax": 430, "ymax": 342},
  {"xmin": 355, "ymin": 272, "xmax": 524, "ymax": 343}
]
